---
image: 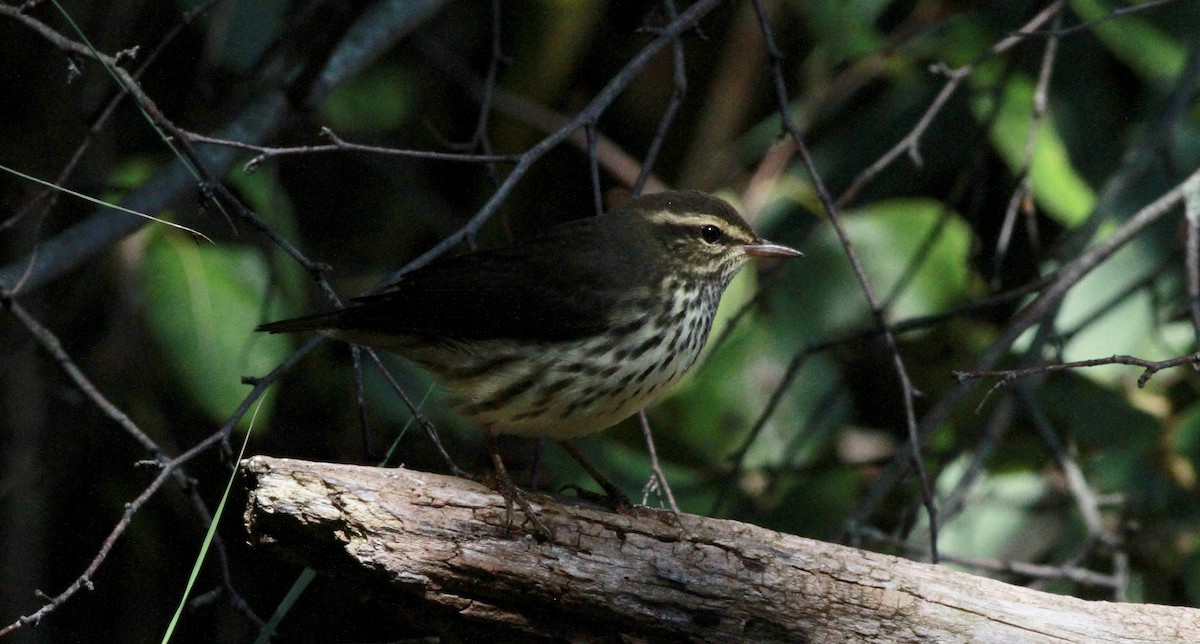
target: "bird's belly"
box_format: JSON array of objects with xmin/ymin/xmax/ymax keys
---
[{"xmin": 439, "ymin": 319, "xmax": 711, "ymax": 439}]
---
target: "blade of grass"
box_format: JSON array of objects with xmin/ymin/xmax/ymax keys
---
[
  {"xmin": 380, "ymin": 383, "xmax": 435, "ymax": 467},
  {"xmin": 252, "ymin": 568, "xmax": 316, "ymax": 644},
  {"xmin": 49, "ymin": 0, "xmax": 200, "ymax": 181},
  {"xmin": 0, "ymin": 162, "xmax": 211, "ymax": 243},
  {"xmin": 161, "ymin": 400, "xmax": 262, "ymax": 642}
]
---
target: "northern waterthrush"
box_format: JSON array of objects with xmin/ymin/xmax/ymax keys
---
[{"xmin": 259, "ymin": 190, "xmax": 801, "ymax": 535}]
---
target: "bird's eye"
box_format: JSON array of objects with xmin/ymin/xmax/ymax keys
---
[{"xmin": 699, "ymin": 224, "xmax": 723, "ymax": 244}]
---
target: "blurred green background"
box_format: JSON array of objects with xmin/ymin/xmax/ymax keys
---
[{"xmin": 2, "ymin": 0, "xmax": 1200, "ymax": 641}]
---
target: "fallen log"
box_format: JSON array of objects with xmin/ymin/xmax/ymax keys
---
[{"xmin": 241, "ymin": 455, "xmax": 1200, "ymax": 642}]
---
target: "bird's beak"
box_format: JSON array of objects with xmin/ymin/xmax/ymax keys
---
[{"xmin": 743, "ymin": 240, "xmax": 803, "ymax": 258}]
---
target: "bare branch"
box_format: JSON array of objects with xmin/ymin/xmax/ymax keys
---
[
  {"xmin": 954, "ymin": 351, "xmax": 1200, "ymax": 389},
  {"xmin": 750, "ymin": 0, "xmax": 938, "ymax": 561},
  {"xmin": 835, "ymin": 1, "xmax": 1067, "ymax": 210}
]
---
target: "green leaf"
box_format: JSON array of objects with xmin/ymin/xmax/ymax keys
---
[
  {"xmin": 502, "ymin": 0, "xmax": 605, "ymax": 101},
  {"xmin": 142, "ymin": 230, "xmax": 294, "ymax": 430},
  {"xmin": 213, "ymin": 0, "xmax": 290, "ymax": 73},
  {"xmin": 664, "ymin": 197, "xmax": 977, "ymax": 476},
  {"xmin": 1038, "ymin": 372, "xmax": 1159, "ymax": 451},
  {"xmin": 664, "ymin": 272, "xmax": 849, "ymax": 475},
  {"xmin": 971, "ymin": 74, "xmax": 1096, "ymax": 226},
  {"xmin": 106, "ymin": 156, "xmax": 158, "ymax": 195},
  {"xmin": 797, "ymin": 0, "xmax": 888, "ymax": 61},
  {"xmin": 781, "ymin": 197, "xmax": 979, "ymax": 334},
  {"xmin": 1173, "ymin": 400, "xmax": 1200, "ymax": 457},
  {"xmin": 224, "ymin": 164, "xmax": 308, "ymax": 307},
  {"xmin": 319, "ymin": 63, "xmax": 416, "ymax": 134},
  {"xmin": 1050, "ymin": 234, "xmax": 1191, "ymax": 386},
  {"xmin": 225, "ymin": 164, "xmax": 300, "ymax": 239},
  {"xmin": 918, "ymin": 456, "xmax": 1065, "ymax": 564},
  {"xmin": 1070, "ymin": 0, "xmax": 1186, "ymax": 84}
]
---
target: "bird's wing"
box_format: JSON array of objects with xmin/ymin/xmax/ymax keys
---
[{"xmin": 329, "ymin": 215, "xmax": 663, "ymax": 342}]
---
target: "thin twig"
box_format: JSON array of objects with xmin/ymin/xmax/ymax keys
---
[
  {"xmin": 468, "ymin": 0, "xmax": 505, "ymax": 187},
  {"xmin": 366, "ymin": 350, "xmax": 467, "ymax": 477},
  {"xmin": 351, "ymin": 346, "xmax": 377, "ymax": 460},
  {"xmin": 993, "ymin": 9, "xmax": 1062, "ymax": 285},
  {"xmin": 412, "ymin": 34, "xmax": 670, "ymax": 197},
  {"xmin": 586, "ymin": 122, "xmax": 604, "ymax": 217},
  {"xmin": 1, "ymin": 289, "xmax": 163, "ymax": 458},
  {"xmin": 182, "ymin": 128, "xmax": 521, "ymax": 173},
  {"xmin": 1011, "ymin": 387, "xmax": 1119, "ymax": 548},
  {"xmin": 0, "ymin": 4, "xmax": 452, "ymax": 635},
  {"xmin": 638, "ymin": 410, "xmax": 682, "ymax": 519},
  {"xmin": 835, "ymin": 1, "xmax": 1067, "ymax": 210},
  {"xmin": 936, "ymin": 398, "xmax": 1017, "ymax": 526},
  {"xmin": 751, "ymin": 0, "xmax": 939, "ymax": 562},
  {"xmin": 0, "ymin": 0, "xmax": 218, "ymax": 236},
  {"xmin": 715, "ymin": 350, "xmax": 809, "ymax": 513},
  {"xmin": 1185, "ymin": 173, "xmax": 1200, "ymax": 347},
  {"xmin": 716, "ymin": 271, "xmax": 1055, "ymax": 513},
  {"xmin": 1024, "ymin": 0, "xmax": 1184, "ymax": 38},
  {"xmin": 379, "ymin": 0, "xmax": 724, "ymax": 287},
  {"xmin": 842, "ymin": 146, "xmax": 1200, "ymax": 543},
  {"xmin": 1056, "ymin": 259, "xmax": 1175, "ymax": 347},
  {"xmin": 0, "ymin": 364, "xmax": 281, "ymax": 636},
  {"xmin": 954, "ymin": 351, "xmax": 1200, "ymax": 390},
  {"xmin": 633, "ymin": 0, "xmax": 687, "ymax": 196},
  {"xmin": 0, "ymin": 459, "xmax": 177, "ymax": 636}
]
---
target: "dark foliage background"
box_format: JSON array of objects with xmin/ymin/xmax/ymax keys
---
[{"xmin": 3, "ymin": 0, "xmax": 1200, "ymax": 641}]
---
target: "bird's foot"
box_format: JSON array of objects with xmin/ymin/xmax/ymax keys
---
[
  {"xmin": 484, "ymin": 428, "xmax": 553, "ymax": 541},
  {"xmin": 489, "ymin": 474, "xmax": 554, "ymax": 541}
]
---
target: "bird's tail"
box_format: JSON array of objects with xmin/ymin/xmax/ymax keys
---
[{"xmin": 256, "ymin": 310, "xmax": 343, "ymax": 334}]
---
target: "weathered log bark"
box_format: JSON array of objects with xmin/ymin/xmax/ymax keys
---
[{"xmin": 241, "ymin": 455, "xmax": 1200, "ymax": 642}]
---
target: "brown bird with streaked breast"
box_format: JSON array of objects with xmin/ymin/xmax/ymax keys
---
[{"xmin": 258, "ymin": 190, "xmax": 802, "ymax": 537}]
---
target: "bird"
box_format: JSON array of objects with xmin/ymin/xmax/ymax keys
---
[{"xmin": 258, "ymin": 189, "xmax": 802, "ymax": 537}]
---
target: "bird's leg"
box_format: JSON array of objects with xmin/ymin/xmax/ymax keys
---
[
  {"xmin": 483, "ymin": 428, "xmax": 553, "ymax": 540},
  {"xmin": 558, "ymin": 440, "xmax": 634, "ymax": 510}
]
